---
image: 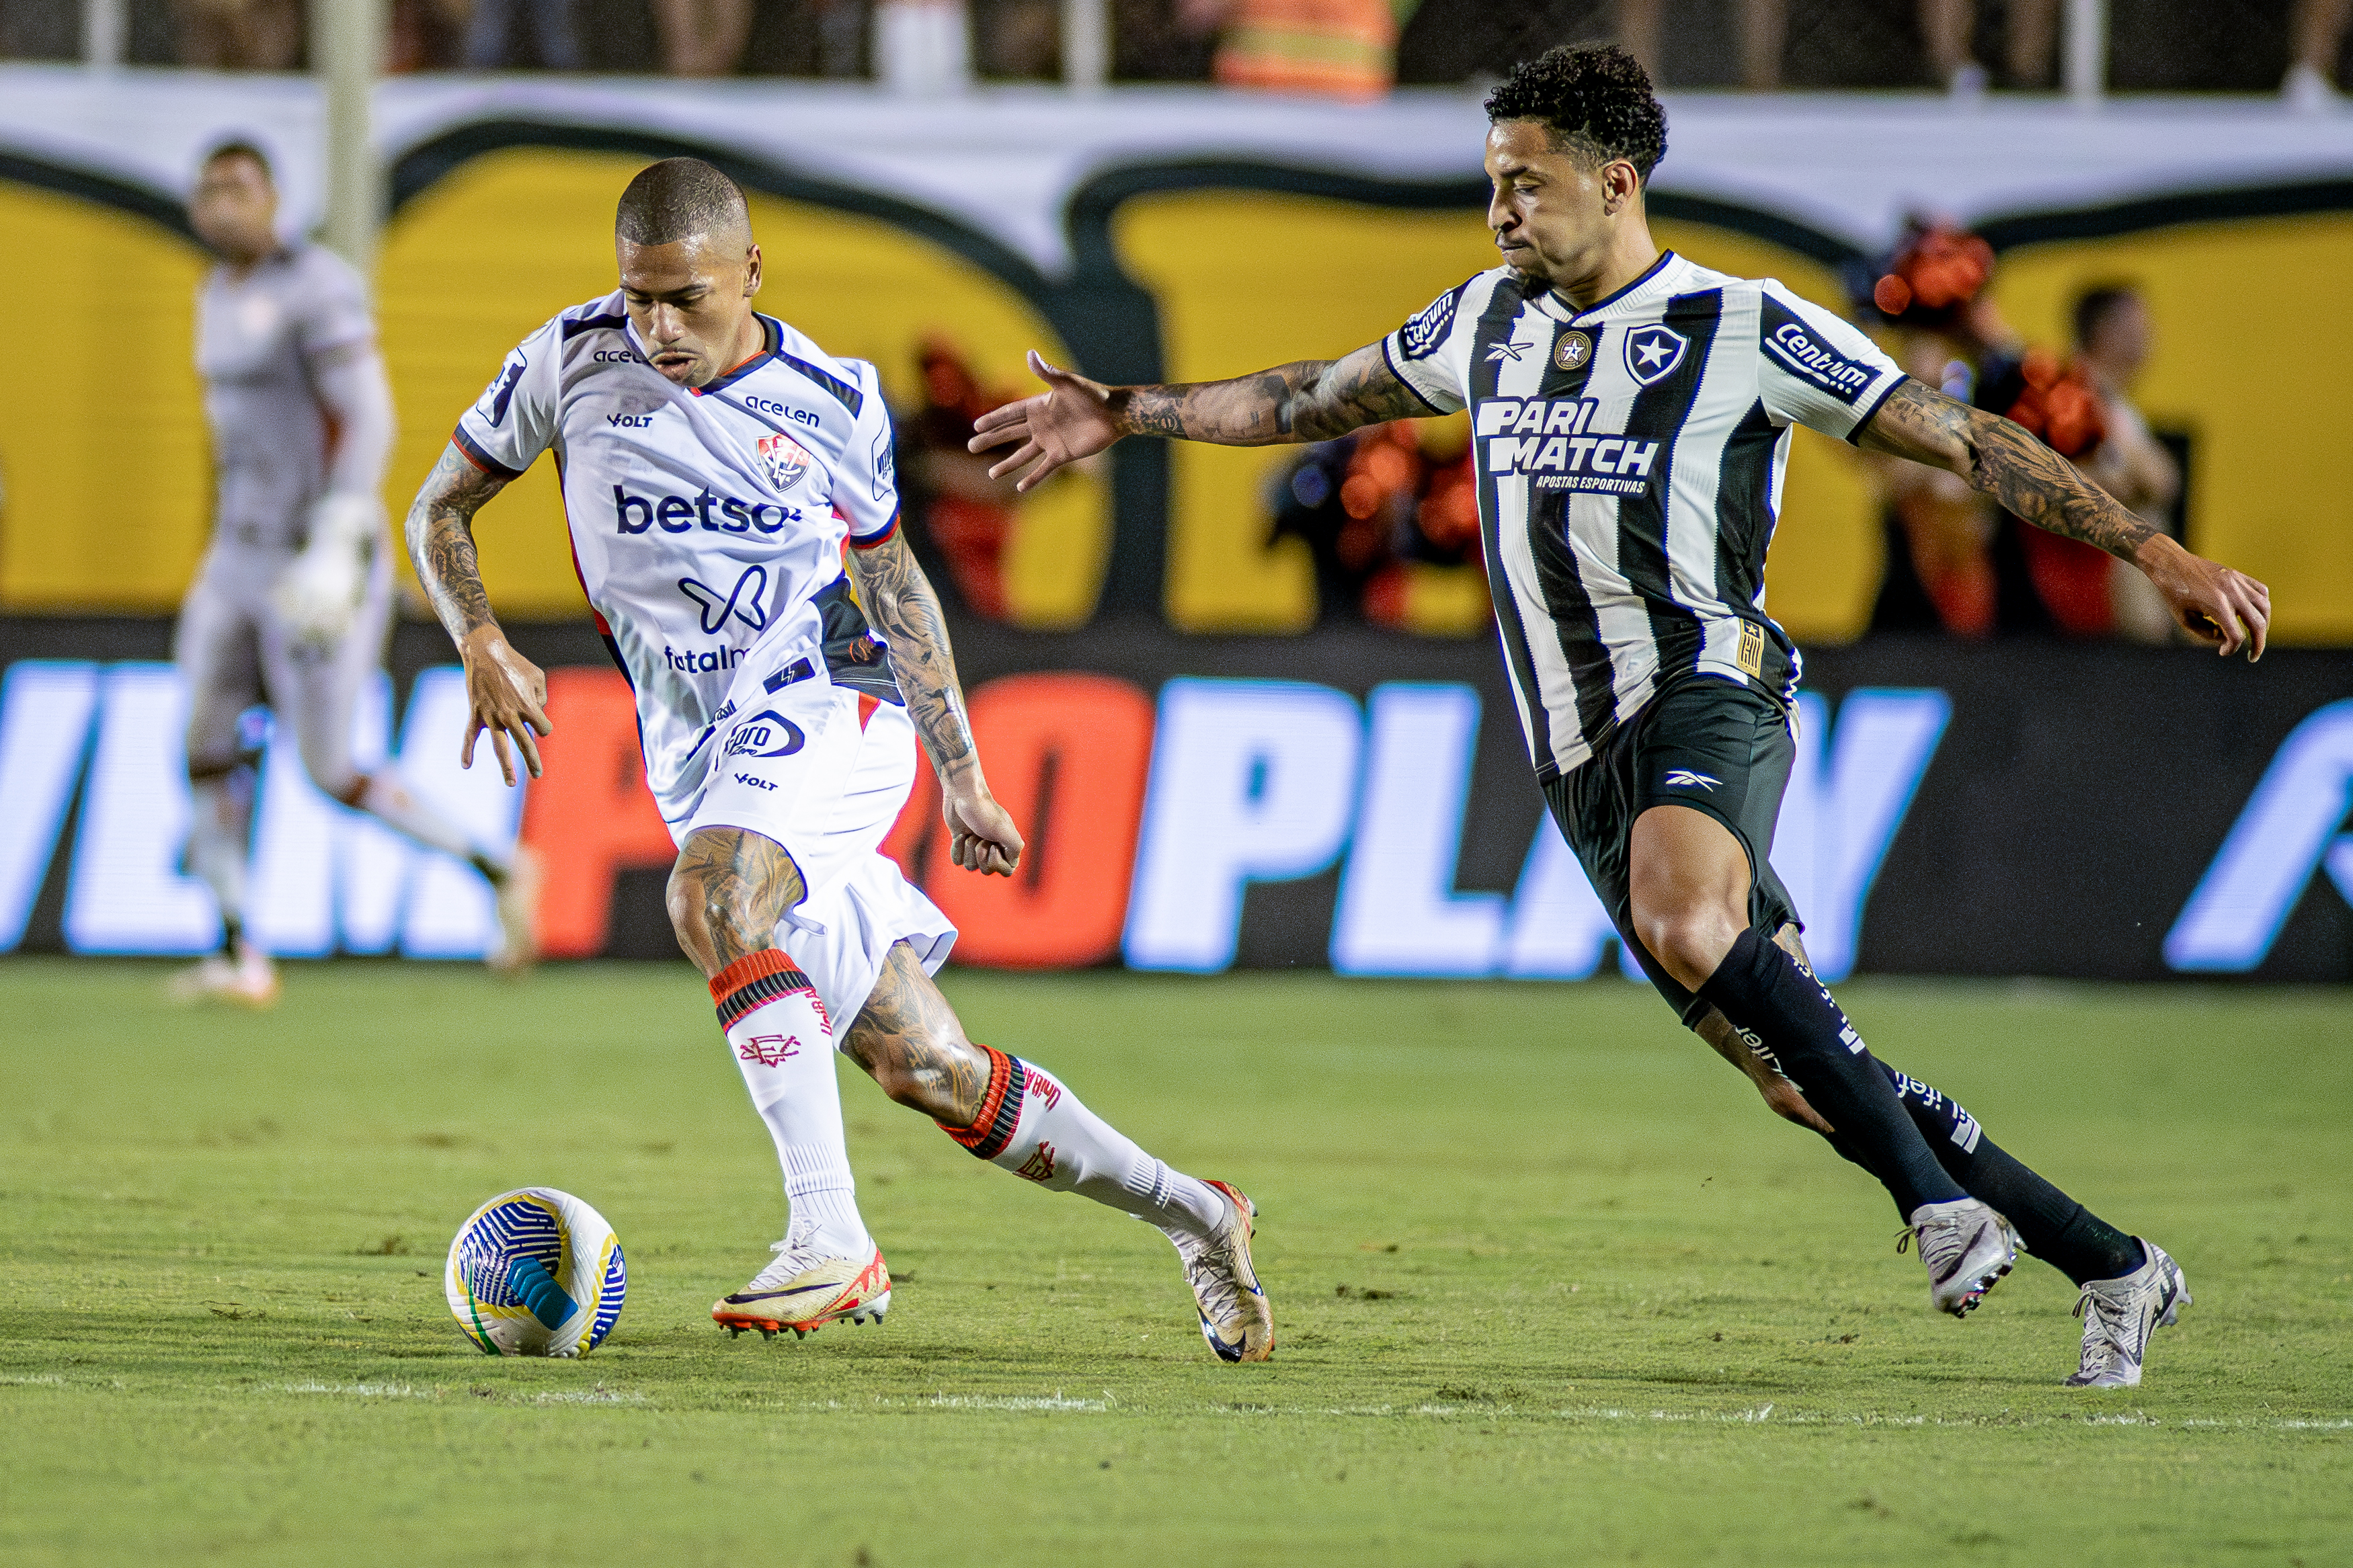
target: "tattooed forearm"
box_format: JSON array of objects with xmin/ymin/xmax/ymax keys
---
[
  {"xmin": 841, "ymin": 941, "xmax": 992, "ymax": 1122},
  {"xmin": 664, "ymin": 826, "xmax": 807, "ymax": 977},
  {"xmin": 1859, "ymin": 380, "xmax": 2157, "ymax": 561},
  {"xmin": 847, "ymin": 529, "xmax": 980, "ymax": 777},
  {"xmin": 404, "ymin": 442, "xmax": 512, "ymax": 644},
  {"xmin": 1113, "ymin": 342, "xmax": 1427, "ymax": 447},
  {"xmin": 409, "ymin": 451, "xmax": 503, "ymax": 636}
]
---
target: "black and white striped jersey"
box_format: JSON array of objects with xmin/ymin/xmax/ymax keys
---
[{"xmin": 1382, "ymin": 250, "xmax": 1907, "ymax": 783}]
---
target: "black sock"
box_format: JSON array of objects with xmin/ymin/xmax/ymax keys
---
[
  {"xmin": 1875, "ymin": 1063, "xmax": 2146, "ymax": 1286},
  {"xmin": 1700, "ymin": 928, "xmax": 1966, "ymax": 1216}
]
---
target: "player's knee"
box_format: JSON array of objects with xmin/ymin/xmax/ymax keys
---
[{"xmin": 1632, "ymin": 899, "xmax": 1742, "ymax": 991}]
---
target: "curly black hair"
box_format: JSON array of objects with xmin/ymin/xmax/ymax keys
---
[{"xmin": 1484, "ymin": 44, "xmax": 1668, "ymax": 183}]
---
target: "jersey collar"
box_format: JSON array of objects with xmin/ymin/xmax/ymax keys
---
[
  {"xmin": 1533, "ymin": 249, "xmax": 1680, "ymax": 324},
  {"xmin": 692, "ymin": 315, "xmax": 782, "ymax": 397}
]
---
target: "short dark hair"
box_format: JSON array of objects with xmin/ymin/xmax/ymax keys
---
[
  {"xmin": 2072, "ymin": 282, "xmax": 2141, "ymax": 348},
  {"xmin": 615, "ymin": 157, "xmax": 750, "ymax": 246},
  {"xmin": 200, "ymin": 138, "xmax": 273, "ymax": 182},
  {"xmin": 1484, "ymin": 44, "xmax": 1668, "ymax": 183}
]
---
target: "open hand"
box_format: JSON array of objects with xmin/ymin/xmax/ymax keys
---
[
  {"xmin": 943, "ymin": 780, "xmax": 1024, "ymax": 877},
  {"xmin": 458, "ymin": 624, "xmax": 551, "ymax": 785},
  {"xmin": 2139, "ymin": 538, "xmax": 2270, "ymax": 661},
  {"xmin": 967, "ymin": 350, "xmax": 1122, "ymax": 493}
]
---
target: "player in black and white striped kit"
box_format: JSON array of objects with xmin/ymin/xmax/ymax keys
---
[{"xmin": 973, "ymin": 46, "xmax": 2272, "ymax": 1387}]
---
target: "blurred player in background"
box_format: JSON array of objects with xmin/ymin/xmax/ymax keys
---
[
  {"xmin": 409, "ymin": 159, "xmax": 1273, "ymax": 1360},
  {"xmin": 175, "ymin": 140, "xmax": 539, "ymax": 1005},
  {"xmin": 975, "ymin": 46, "xmax": 2270, "ymax": 1388}
]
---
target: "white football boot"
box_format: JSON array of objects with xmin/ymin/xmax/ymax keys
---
[
  {"xmin": 2066, "ymin": 1239, "xmax": 2190, "ymax": 1389},
  {"xmin": 713, "ymin": 1239, "xmax": 890, "ymax": 1339},
  {"xmin": 486, "ymin": 843, "xmax": 543, "ymax": 976},
  {"xmin": 169, "ymin": 940, "xmax": 280, "ymax": 1009},
  {"xmin": 1170, "ymin": 1179, "xmax": 1273, "ymax": 1362},
  {"xmin": 1902, "ymin": 1198, "xmax": 2019, "ymax": 1317}
]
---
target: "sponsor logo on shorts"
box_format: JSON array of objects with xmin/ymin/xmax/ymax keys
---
[
  {"xmin": 733, "ymin": 772, "xmax": 775, "ymax": 791},
  {"xmin": 737, "ymin": 1034, "xmax": 800, "ymax": 1067},
  {"xmin": 723, "ymin": 710, "xmax": 805, "ymax": 759},
  {"xmin": 1014, "ymin": 1141, "xmax": 1058, "ymax": 1183},
  {"xmin": 1663, "ymin": 770, "xmax": 1719, "ymax": 790}
]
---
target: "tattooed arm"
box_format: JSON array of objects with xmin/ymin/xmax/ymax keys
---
[
  {"xmin": 403, "ymin": 441, "xmax": 551, "ymax": 783},
  {"xmin": 967, "ymin": 343, "xmax": 1429, "ymax": 492},
  {"xmin": 1859, "ymin": 380, "xmax": 2271, "ymax": 659},
  {"xmin": 846, "ymin": 526, "xmax": 1023, "ymax": 878}
]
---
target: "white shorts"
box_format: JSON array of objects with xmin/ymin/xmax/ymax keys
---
[
  {"xmin": 676, "ymin": 671, "xmax": 956, "ymax": 1027},
  {"xmin": 175, "ymin": 540, "xmax": 393, "ymax": 794}
]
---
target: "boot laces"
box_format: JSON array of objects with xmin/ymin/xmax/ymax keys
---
[
  {"xmin": 2074, "ymin": 1283, "xmax": 2131, "ymax": 1376},
  {"xmin": 1897, "ymin": 1214, "xmax": 1968, "ymax": 1275},
  {"xmin": 1178, "ymin": 1212, "xmax": 1247, "ymax": 1325}
]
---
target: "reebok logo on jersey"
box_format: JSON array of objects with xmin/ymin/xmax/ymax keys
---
[
  {"xmin": 1485, "ymin": 337, "xmax": 1534, "ymax": 362},
  {"xmin": 1624, "ymin": 325, "xmax": 1689, "ymax": 386},
  {"xmin": 758, "ymin": 432, "xmax": 811, "ymax": 492},
  {"xmin": 1663, "ymin": 770, "xmax": 1719, "ymax": 790},
  {"xmin": 1763, "ymin": 320, "xmax": 1876, "ymax": 403},
  {"xmin": 1477, "ymin": 397, "xmax": 1662, "ymax": 495},
  {"xmin": 612, "ymin": 485, "xmax": 803, "ymax": 537},
  {"xmin": 1400, "ymin": 286, "xmax": 1462, "ymax": 360}
]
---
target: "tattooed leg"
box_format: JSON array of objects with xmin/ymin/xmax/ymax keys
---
[
  {"xmin": 845, "ymin": 940, "xmax": 1225, "ymax": 1237},
  {"xmin": 672, "ymin": 828, "xmax": 869, "ymax": 1257}
]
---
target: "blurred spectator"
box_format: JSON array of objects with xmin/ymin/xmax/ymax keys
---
[
  {"xmin": 898, "ymin": 337, "xmax": 1022, "ymax": 621},
  {"xmin": 169, "ymin": 0, "xmax": 302, "ymax": 67},
  {"xmin": 2061, "ymin": 282, "xmax": 2182, "ymax": 641},
  {"xmin": 1617, "ymin": 0, "xmax": 1784, "ymax": 90},
  {"xmin": 975, "ymin": 0, "xmax": 1058, "ymax": 76},
  {"xmin": 389, "ymin": 0, "xmax": 471, "ymax": 70},
  {"xmin": 654, "ymin": 0, "xmax": 750, "ymax": 74},
  {"xmin": 1266, "ymin": 417, "xmax": 1477, "ymax": 628},
  {"xmin": 466, "ymin": 0, "xmax": 579, "ymax": 66},
  {"xmin": 2287, "ymin": 0, "xmax": 2352, "ymax": 108},
  {"xmin": 1113, "ymin": 0, "xmax": 1215, "ymax": 78},
  {"xmin": 1857, "ymin": 220, "xmax": 2025, "ymax": 636},
  {"xmin": 1919, "ymin": 0, "xmax": 2058, "ymax": 93},
  {"xmin": 1176, "ymin": 0, "xmax": 1407, "ymax": 99}
]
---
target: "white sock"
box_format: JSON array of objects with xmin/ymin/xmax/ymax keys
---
[
  {"xmin": 186, "ymin": 770, "xmax": 254, "ymax": 937},
  {"xmin": 354, "ymin": 768, "xmax": 506, "ymax": 876},
  {"xmin": 942, "ymin": 1048, "xmax": 1224, "ymax": 1239},
  {"xmin": 710, "ymin": 951, "xmax": 871, "ymax": 1258}
]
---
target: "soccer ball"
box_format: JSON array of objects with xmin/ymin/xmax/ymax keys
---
[{"xmin": 444, "ymin": 1188, "xmax": 626, "ymax": 1357}]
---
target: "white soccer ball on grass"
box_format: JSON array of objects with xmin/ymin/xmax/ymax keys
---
[{"xmin": 444, "ymin": 1187, "xmax": 625, "ymax": 1357}]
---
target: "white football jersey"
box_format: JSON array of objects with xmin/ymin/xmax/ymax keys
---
[
  {"xmin": 453, "ymin": 295, "xmax": 904, "ymax": 817},
  {"xmin": 196, "ymin": 243, "xmax": 374, "ymax": 553}
]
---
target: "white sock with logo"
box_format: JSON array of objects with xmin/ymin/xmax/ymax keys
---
[
  {"xmin": 709, "ymin": 950, "xmax": 870, "ymax": 1259},
  {"xmin": 941, "ymin": 1048, "xmax": 1224, "ymax": 1239}
]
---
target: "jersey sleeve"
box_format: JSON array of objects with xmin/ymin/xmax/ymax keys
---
[
  {"xmin": 836, "ymin": 360, "xmax": 902, "ymax": 549},
  {"xmin": 294, "ymin": 250, "xmax": 376, "ymax": 359},
  {"xmin": 1754, "ymin": 282, "xmax": 1908, "ymax": 442},
  {"xmin": 450, "ymin": 316, "xmax": 563, "ymax": 480},
  {"xmin": 1380, "ymin": 277, "xmax": 1480, "ymax": 415}
]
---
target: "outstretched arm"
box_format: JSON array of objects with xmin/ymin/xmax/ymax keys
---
[
  {"xmin": 1859, "ymin": 379, "xmax": 2270, "ymax": 659},
  {"xmin": 846, "ymin": 528, "xmax": 1022, "ymax": 878},
  {"xmin": 404, "ymin": 441, "xmax": 550, "ymax": 784},
  {"xmin": 967, "ymin": 343, "xmax": 1429, "ymax": 492}
]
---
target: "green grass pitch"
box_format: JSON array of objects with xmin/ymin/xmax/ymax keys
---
[{"xmin": 1, "ymin": 960, "xmax": 2348, "ymax": 1566}]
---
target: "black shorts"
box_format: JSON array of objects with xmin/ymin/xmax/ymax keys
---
[{"xmin": 1540, "ymin": 677, "xmax": 1801, "ymax": 1026}]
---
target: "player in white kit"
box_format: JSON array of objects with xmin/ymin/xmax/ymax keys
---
[
  {"xmin": 176, "ymin": 140, "xmax": 539, "ymax": 1004},
  {"xmin": 403, "ymin": 159, "xmax": 1273, "ymax": 1360}
]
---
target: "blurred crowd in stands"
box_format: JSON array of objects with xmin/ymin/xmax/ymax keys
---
[{"xmin": 2, "ymin": 0, "xmax": 2350, "ymax": 97}]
